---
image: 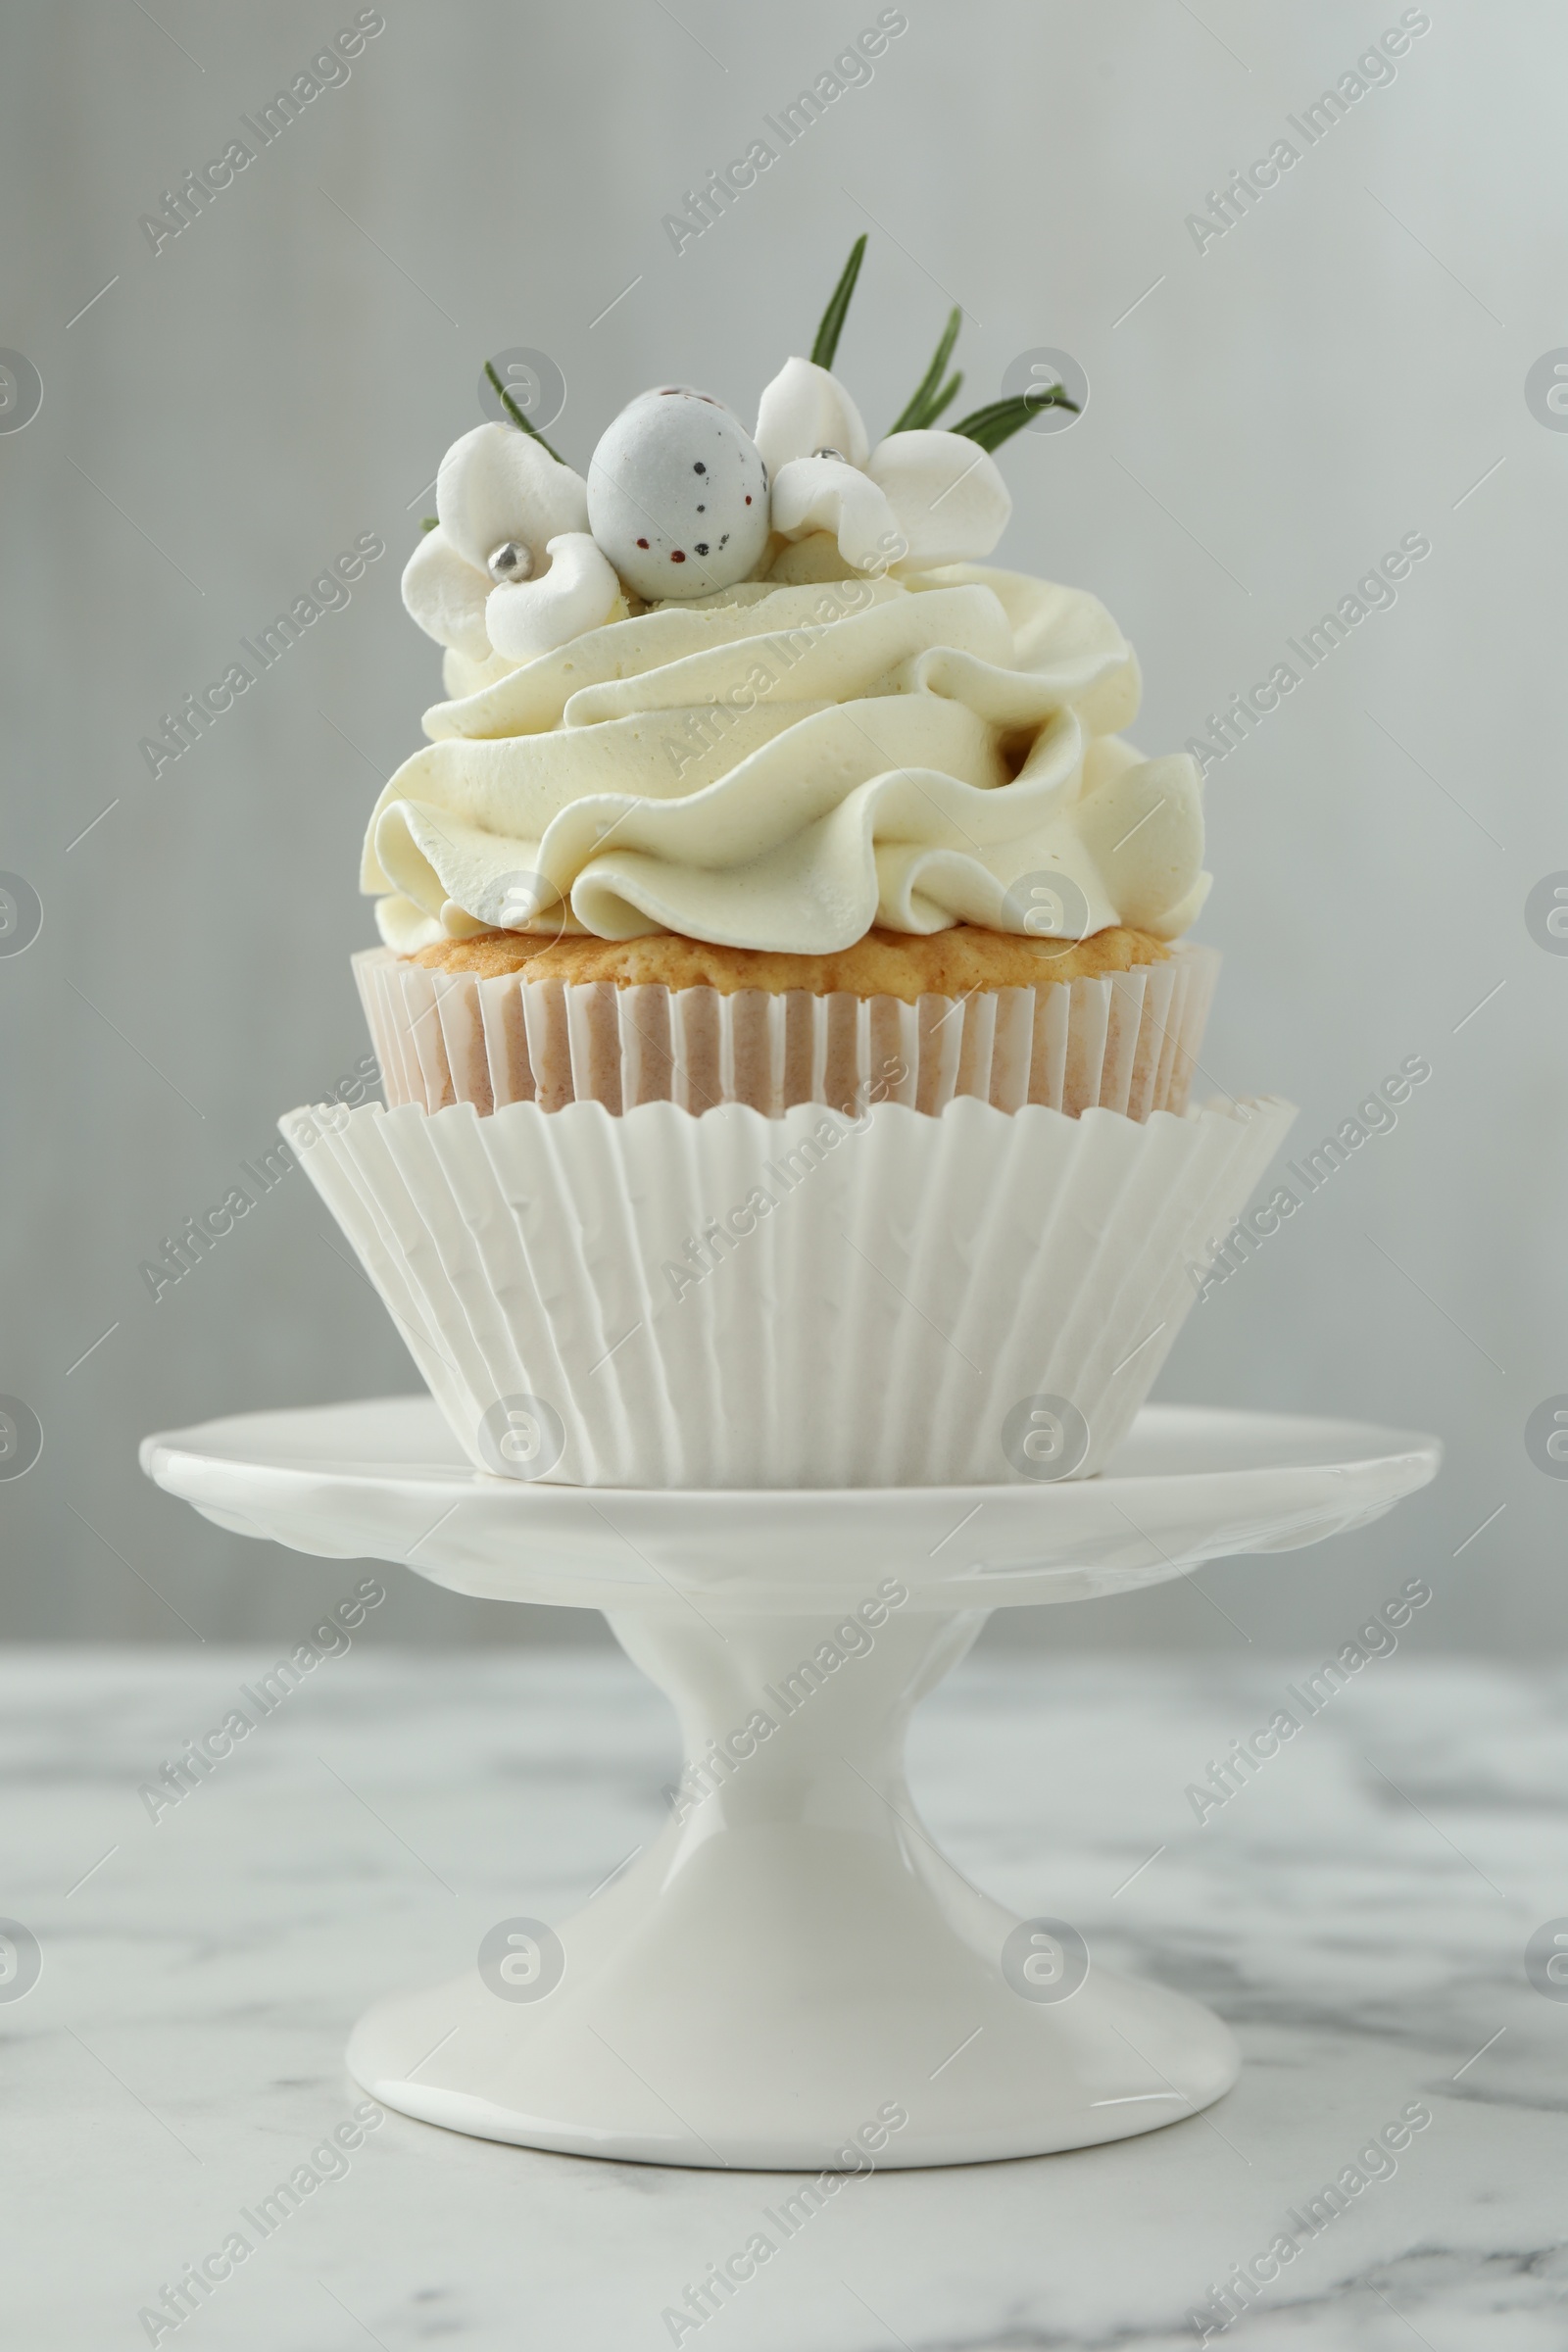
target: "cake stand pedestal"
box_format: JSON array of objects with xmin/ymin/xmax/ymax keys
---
[{"xmin": 141, "ymin": 1397, "xmax": 1437, "ymax": 2171}]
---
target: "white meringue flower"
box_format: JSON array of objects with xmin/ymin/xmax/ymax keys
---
[
  {"xmin": 769, "ymin": 455, "xmax": 894, "ymax": 572},
  {"xmin": 757, "ymin": 357, "xmax": 1011, "ymax": 576},
  {"xmin": 402, "ymin": 422, "xmax": 622, "ymax": 664},
  {"xmin": 754, "ymin": 354, "xmax": 872, "ymax": 475}
]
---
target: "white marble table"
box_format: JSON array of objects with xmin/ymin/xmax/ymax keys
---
[{"xmin": 4, "ymin": 1644, "xmax": 1565, "ymax": 2349}]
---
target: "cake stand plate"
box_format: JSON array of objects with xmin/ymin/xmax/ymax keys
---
[{"xmin": 141, "ymin": 1399, "xmax": 1438, "ymax": 2171}]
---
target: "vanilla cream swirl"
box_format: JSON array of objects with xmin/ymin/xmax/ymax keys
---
[{"xmin": 363, "ymin": 557, "xmax": 1209, "ymax": 955}]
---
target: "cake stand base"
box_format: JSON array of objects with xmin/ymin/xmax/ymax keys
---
[
  {"xmin": 142, "ymin": 1397, "xmax": 1439, "ymax": 2169},
  {"xmin": 350, "ymin": 1605, "xmax": 1237, "ymax": 2169}
]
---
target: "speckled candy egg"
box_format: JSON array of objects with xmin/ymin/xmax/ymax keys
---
[{"xmin": 586, "ymin": 387, "xmax": 770, "ymax": 601}]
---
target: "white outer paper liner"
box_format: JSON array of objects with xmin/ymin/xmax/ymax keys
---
[
  {"xmin": 353, "ymin": 940, "xmax": 1219, "ymax": 1124},
  {"xmin": 280, "ymin": 1091, "xmax": 1296, "ymax": 1491}
]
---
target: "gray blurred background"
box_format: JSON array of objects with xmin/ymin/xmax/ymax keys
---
[{"xmin": 1, "ymin": 0, "xmax": 1560, "ymax": 1654}]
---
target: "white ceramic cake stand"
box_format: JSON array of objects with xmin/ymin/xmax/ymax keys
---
[{"xmin": 141, "ymin": 1396, "xmax": 1437, "ymax": 2171}]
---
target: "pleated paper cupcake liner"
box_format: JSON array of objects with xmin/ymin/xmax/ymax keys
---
[
  {"xmin": 280, "ymin": 1089, "xmax": 1295, "ymax": 1490},
  {"xmin": 352, "ymin": 940, "xmax": 1219, "ymax": 1124}
]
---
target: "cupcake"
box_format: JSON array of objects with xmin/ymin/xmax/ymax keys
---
[{"xmin": 289, "ymin": 244, "xmax": 1293, "ymax": 1487}]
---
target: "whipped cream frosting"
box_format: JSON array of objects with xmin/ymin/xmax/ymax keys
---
[{"xmin": 364, "ymin": 555, "xmax": 1209, "ymax": 956}]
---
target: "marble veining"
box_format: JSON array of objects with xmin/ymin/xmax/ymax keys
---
[{"xmin": 3, "ymin": 1647, "xmax": 1565, "ymax": 2349}]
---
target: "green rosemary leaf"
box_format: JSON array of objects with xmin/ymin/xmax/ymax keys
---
[
  {"xmin": 809, "ymin": 234, "xmax": 867, "ymax": 370},
  {"xmin": 951, "ymin": 388, "xmax": 1080, "ymax": 451},
  {"xmin": 484, "ymin": 359, "xmax": 564, "ymax": 465},
  {"xmin": 948, "ymin": 399, "xmax": 1019, "ymax": 447},
  {"xmin": 888, "ymin": 307, "xmax": 961, "ymax": 432},
  {"xmin": 922, "ymin": 368, "xmax": 962, "ymax": 427},
  {"xmin": 420, "ymin": 515, "xmax": 438, "ymax": 532}
]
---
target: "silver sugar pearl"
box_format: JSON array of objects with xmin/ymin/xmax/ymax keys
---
[
  {"xmin": 812, "ymin": 446, "xmax": 847, "ymax": 464},
  {"xmin": 487, "ymin": 539, "xmax": 534, "ymax": 584}
]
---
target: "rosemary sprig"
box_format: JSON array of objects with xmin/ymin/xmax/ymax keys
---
[
  {"xmin": 951, "ymin": 388, "xmax": 1080, "ymax": 451},
  {"xmin": 809, "ymin": 234, "xmax": 867, "ymax": 370},
  {"xmin": 919, "ymin": 369, "xmax": 963, "ymax": 427},
  {"xmin": 888, "ymin": 307, "xmax": 962, "ymax": 433},
  {"xmin": 484, "ymin": 359, "xmax": 564, "ymax": 464}
]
